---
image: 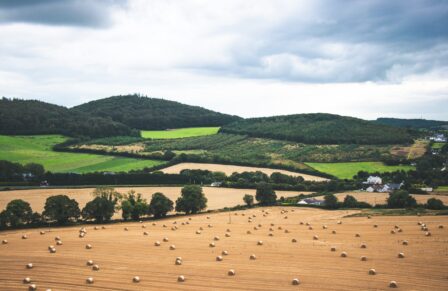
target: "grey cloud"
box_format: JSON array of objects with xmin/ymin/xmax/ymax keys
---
[{"xmin": 0, "ymin": 0, "xmax": 127, "ymax": 27}]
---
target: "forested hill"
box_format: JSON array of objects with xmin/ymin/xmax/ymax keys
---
[
  {"xmin": 0, "ymin": 98, "xmax": 135, "ymax": 138},
  {"xmin": 375, "ymin": 117, "xmax": 448, "ymax": 129},
  {"xmin": 220, "ymin": 113, "xmax": 417, "ymax": 144},
  {"xmin": 72, "ymin": 95, "xmax": 242, "ymax": 130}
]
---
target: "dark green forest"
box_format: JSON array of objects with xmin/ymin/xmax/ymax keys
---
[
  {"xmin": 375, "ymin": 117, "xmax": 448, "ymax": 129},
  {"xmin": 220, "ymin": 113, "xmax": 418, "ymax": 144}
]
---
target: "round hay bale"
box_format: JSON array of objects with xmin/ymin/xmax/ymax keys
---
[
  {"xmin": 285, "ymin": 229, "xmax": 290, "ymax": 233},
  {"xmin": 397, "ymin": 228, "xmax": 403, "ymax": 233},
  {"xmin": 369, "ymin": 269, "xmax": 376, "ymax": 275},
  {"xmin": 22, "ymin": 234, "xmax": 28, "ymax": 239},
  {"xmin": 154, "ymin": 241, "xmax": 161, "ymax": 246},
  {"xmin": 322, "ymin": 225, "xmax": 327, "ymax": 229},
  {"xmin": 367, "ymin": 215, "xmax": 371, "ymax": 219},
  {"xmin": 341, "ymin": 251, "xmax": 347, "ymax": 257},
  {"xmin": 79, "ymin": 233, "xmax": 85, "ymax": 238},
  {"xmin": 86, "ymin": 277, "xmax": 94, "ymax": 284},
  {"xmin": 163, "ymin": 224, "xmax": 167, "ymax": 228},
  {"xmin": 246, "ymin": 230, "xmax": 251, "ymax": 234},
  {"xmin": 26, "ymin": 263, "xmax": 33, "ymax": 269},
  {"xmin": 226, "ymin": 228, "xmax": 231, "ymax": 232},
  {"xmin": 216, "ymin": 255, "xmax": 223, "ymax": 261},
  {"xmin": 438, "ymin": 225, "xmax": 444, "ymax": 229},
  {"xmin": 417, "ymin": 221, "xmax": 422, "ymax": 225},
  {"xmin": 292, "ymin": 278, "xmax": 300, "ymax": 285},
  {"xmin": 49, "ymin": 247, "xmax": 56, "ymax": 253},
  {"xmin": 254, "ymin": 226, "xmax": 258, "ymax": 230},
  {"xmin": 189, "ymin": 217, "xmax": 192, "ymax": 220},
  {"xmin": 173, "ymin": 221, "xmax": 177, "ymax": 225},
  {"xmin": 258, "ymin": 224, "xmax": 262, "ymax": 228},
  {"xmin": 374, "ymin": 224, "xmax": 378, "ymax": 228},
  {"xmin": 360, "ymin": 243, "xmax": 367, "ymax": 249},
  {"xmin": 355, "ymin": 233, "xmax": 361, "ymax": 237},
  {"xmin": 250, "ymin": 254, "xmax": 257, "ymax": 260},
  {"xmin": 222, "ymin": 250, "xmax": 228, "ymax": 256},
  {"xmin": 208, "ymin": 224, "xmax": 213, "ymax": 228},
  {"xmin": 28, "ymin": 284, "xmax": 37, "ymax": 291},
  {"xmin": 152, "ymin": 223, "xmax": 156, "ymax": 226},
  {"xmin": 85, "ymin": 244, "xmax": 92, "ymax": 249},
  {"xmin": 269, "ymin": 233, "xmax": 274, "ymax": 237},
  {"xmin": 337, "ymin": 221, "xmax": 342, "ymax": 224},
  {"xmin": 196, "ymin": 230, "xmax": 202, "ymax": 234},
  {"xmin": 56, "ymin": 240, "xmax": 63, "ymax": 246},
  {"xmin": 87, "ymin": 260, "xmax": 94, "ymax": 266},
  {"xmin": 209, "ymin": 242, "xmax": 215, "ymax": 247},
  {"xmin": 402, "ymin": 240, "xmax": 408, "ymax": 245},
  {"xmin": 143, "ymin": 231, "xmax": 149, "ymax": 236},
  {"xmin": 55, "ymin": 236, "xmax": 61, "ymax": 241},
  {"xmin": 178, "ymin": 275, "xmax": 185, "ymax": 282},
  {"xmin": 300, "ymin": 222, "xmax": 304, "ymax": 225},
  {"xmin": 170, "ymin": 245, "xmax": 176, "ymax": 250},
  {"xmin": 199, "ymin": 227, "xmax": 203, "ymax": 231},
  {"xmin": 269, "ymin": 227, "xmax": 274, "ymax": 231},
  {"xmin": 305, "ymin": 222, "xmax": 310, "ymax": 226},
  {"xmin": 92, "ymin": 264, "xmax": 100, "ymax": 271},
  {"xmin": 142, "ymin": 225, "xmax": 146, "ymax": 229},
  {"xmin": 214, "ymin": 236, "xmax": 220, "ymax": 241},
  {"xmin": 175, "ymin": 259, "xmax": 182, "ymax": 265},
  {"xmin": 284, "ymin": 216, "xmax": 288, "ymax": 219},
  {"xmin": 2, "ymin": 239, "xmax": 8, "ymax": 244},
  {"xmin": 257, "ymin": 240, "xmax": 263, "ymax": 246},
  {"xmin": 133, "ymin": 276, "xmax": 140, "ymax": 283},
  {"xmin": 308, "ymin": 226, "xmax": 313, "ymax": 230},
  {"xmin": 163, "ymin": 237, "xmax": 169, "ymax": 242},
  {"xmin": 313, "ymin": 235, "xmax": 319, "ymax": 240},
  {"xmin": 425, "ymin": 231, "xmax": 431, "ymax": 236},
  {"xmin": 207, "ymin": 216, "xmax": 210, "ymax": 219},
  {"xmin": 361, "ymin": 256, "xmax": 367, "ymax": 261},
  {"xmin": 292, "ymin": 238, "xmax": 297, "ymax": 243},
  {"xmin": 389, "ymin": 281, "xmax": 398, "ymax": 288},
  {"xmin": 330, "ymin": 247, "xmax": 336, "ymax": 252},
  {"xmin": 398, "ymin": 252, "xmax": 405, "ymax": 258},
  {"xmin": 332, "ymin": 230, "xmax": 336, "ymax": 234},
  {"xmin": 394, "ymin": 225, "xmax": 400, "ymax": 229},
  {"xmin": 40, "ymin": 231, "xmax": 45, "ymax": 235},
  {"xmin": 23, "ymin": 277, "xmax": 31, "ymax": 283},
  {"xmin": 270, "ymin": 223, "xmax": 274, "ymax": 226},
  {"xmin": 228, "ymin": 269, "xmax": 236, "ymax": 276},
  {"xmin": 225, "ymin": 233, "xmax": 231, "ymax": 237},
  {"xmin": 94, "ymin": 226, "xmax": 99, "ymax": 230},
  {"xmin": 102, "ymin": 226, "xmax": 106, "ymax": 229},
  {"xmin": 390, "ymin": 230, "xmax": 396, "ymax": 234}
]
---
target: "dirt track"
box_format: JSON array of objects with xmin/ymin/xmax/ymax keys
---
[
  {"xmin": 159, "ymin": 163, "xmax": 328, "ymax": 181},
  {"xmin": 1, "ymin": 207, "xmax": 447, "ymax": 290}
]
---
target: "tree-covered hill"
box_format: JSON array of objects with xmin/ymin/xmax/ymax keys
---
[
  {"xmin": 375, "ymin": 117, "xmax": 448, "ymax": 129},
  {"xmin": 72, "ymin": 94, "xmax": 241, "ymax": 130},
  {"xmin": 220, "ymin": 113, "xmax": 417, "ymax": 144}
]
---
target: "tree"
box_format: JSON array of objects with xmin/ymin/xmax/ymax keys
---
[
  {"xmin": 426, "ymin": 198, "xmax": 444, "ymax": 210},
  {"xmin": 387, "ymin": 190, "xmax": 417, "ymax": 208},
  {"xmin": 243, "ymin": 194, "xmax": 254, "ymax": 207},
  {"xmin": 1, "ymin": 199, "xmax": 33, "ymax": 227},
  {"xmin": 121, "ymin": 191, "xmax": 148, "ymax": 220},
  {"xmin": 92, "ymin": 187, "xmax": 122, "ymax": 206},
  {"xmin": 24, "ymin": 163, "xmax": 45, "ymax": 176},
  {"xmin": 324, "ymin": 194, "xmax": 339, "ymax": 209},
  {"xmin": 175, "ymin": 185, "xmax": 207, "ymax": 214},
  {"xmin": 43, "ymin": 195, "xmax": 80, "ymax": 224},
  {"xmin": 342, "ymin": 195, "xmax": 358, "ymax": 208},
  {"xmin": 255, "ymin": 182, "xmax": 277, "ymax": 206},
  {"xmin": 82, "ymin": 197, "xmax": 116, "ymax": 223},
  {"xmin": 148, "ymin": 192, "xmax": 174, "ymax": 218}
]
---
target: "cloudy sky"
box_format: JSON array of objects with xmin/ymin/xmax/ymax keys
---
[{"xmin": 0, "ymin": 0, "xmax": 447, "ymax": 120}]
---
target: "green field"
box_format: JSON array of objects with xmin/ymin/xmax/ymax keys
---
[
  {"xmin": 305, "ymin": 162, "xmax": 415, "ymax": 179},
  {"xmin": 141, "ymin": 127, "xmax": 220, "ymax": 139},
  {"xmin": 0, "ymin": 135, "xmax": 164, "ymax": 173},
  {"xmin": 432, "ymin": 142, "xmax": 446, "ymax": 149}
]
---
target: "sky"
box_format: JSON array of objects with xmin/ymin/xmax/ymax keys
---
[{"xmin": 0, "ymin": 0, "xmax": 447, "ymax": 120}]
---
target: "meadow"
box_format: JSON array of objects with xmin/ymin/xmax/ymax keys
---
[
  {"xmin": 305, "ymin": 162, "xmax": 415, "ymax": 179},
  {"xmin": 0, "ymin": 135, "xmax": 164, "ymax": 173},
  {"xmin": 0, "ymin": 207, "xmax": 446, "ymax": 290},
  {"xmin": 141, "ymin": 127, "xmax": 220, "ymax": 139},
  {"xmin": 432, "ymin": 142, "xmax": 446, "ymax": 149}
]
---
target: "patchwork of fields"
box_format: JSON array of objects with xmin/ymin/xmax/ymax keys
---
[
  {"xmin": 305, "ymin": 162, "xmax": 415, "ymax": 179},
  {"xmin": 0, "ymin": 207, "xmax": 447, "ymax": 290},
  {"xmin": 141, "ymin": 127, "xmax": 220, "ymax": 139},
  {"xmin": 0, "ymin": 135, "xmax": 164, "ymax": 173}
]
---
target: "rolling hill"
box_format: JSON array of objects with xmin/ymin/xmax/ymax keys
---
[
  {"xmin": 220, "ymin": 113, "xmax": 417, "ymax": 144},
  {"xmin": 375, "ymin": 117, "xmax": 448, "ymax": 129}
]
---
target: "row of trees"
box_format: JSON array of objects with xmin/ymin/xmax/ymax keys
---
[{"xmin": 0, "ymin": 186, "xmax": 208, "ymax": 229}]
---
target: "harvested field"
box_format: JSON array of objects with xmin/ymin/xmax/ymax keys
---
[
  {"xmin": 314, "ymin": 192, "xmax": 448, "ymax": 206},
  {"xmin": 0, "ymin": 187, "xmax": 309, "ymax": 217},
  {"xmin": 159, "ymin": 163, "xmax": 328, "ymax": 181},
  {"xmin": 0, "ymin": 207, "xmax": 447, "ymax": 290}
]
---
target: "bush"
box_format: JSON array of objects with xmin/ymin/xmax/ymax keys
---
[
  {"xmin": 121, "ymin": 191, "xmax": 148, "ymax": 220},
  {"xmin": 243, "ymin": 194, "xmax": 254, "ymax": 207},
  {"xmin": 324, "ymin": 194, "xmax": 339, "ymax": 209},
  {"xmin": 175, "ymin": 185, "xmax": 207, "ymax": 214},
  {"xmin": 255, "ymin": 182, "xmax": 277, "ymax": 206},
  {"xmin": 387, "ymin": 190, "xmax": 417, "ymax": 208},
  {"xmin": 426, "ymin": 198, "xmax": 445, "ymax": 210},
  {"xmin": 82, "ymin": 197, "xmax": 116, "ymax": 223},
  {"xmin": 43, "ymin": 195, "xmax": 80, "ymax": 224},
  {"xmin": 148, "ymin": 192, "xmax": 174, "ymax": 218},
  {"xmin": 0, "ymin": 199, "xmax": 33, "ymax": 227}
]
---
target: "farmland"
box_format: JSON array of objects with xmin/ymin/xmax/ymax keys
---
[
  {"xmin": 0, "ymin": 135, "xmax": 164, "ymax": 173},
  {"xmin": 1, "ymin": 207, "xmax": 447, "ymax": 290},
  {"xmin": 160, "ymin": 163, "xmax": 328, "ymax": 181},
  {"xmin": 141, "ymin": 127, "xmax": 220, "ymax": 139},
  {"xmin": 0, "ymin": 187, "xmax": 308, "ymax": 217},
  {"xmin": 305, "ymin": 162, "xmax": 415, "ymax": 179}
]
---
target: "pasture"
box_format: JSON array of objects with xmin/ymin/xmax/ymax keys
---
[
  {"xmin": 159, "ymin": 163, "xmax": 328, "ymax": 181},
  {"xmin": 305, "ymin": 162, "xmax": 415, "ymax": 179},
  {"xmin": 141, "ymin": 127, "xmax": 220, "ymax": 139},
  {"xmin": 0, "ymin": 207, "xmax": 447, "ymax": 290},
  {"xmin": 0, "ymin": 135, "xmax": 164, "ymax": 173}
]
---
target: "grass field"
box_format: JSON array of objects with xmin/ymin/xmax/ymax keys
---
[
  {"xmin": 0, "ymin": 135, "xmax": 164, "ymax": 173},
  {"xmin": 432, "ymin": 142, "xmax": 446, "ymax": 149},
  {"xmin": 141, "ymin": 127, "xmax": 220, "ymax": 139},
  {"xmin": 1, "ymin": 207, "xmax": 447, "ymax": 290},
  {"xmin": 306, "ymin": 162, "xmax": 415, "ymax": 179}
]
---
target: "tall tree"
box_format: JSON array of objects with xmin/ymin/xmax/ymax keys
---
[
  {"xmin": 148, "ymin": 192, "xmax": 174, "ymax": 218},
  {"xmin": 175, "ymin": 185, "xmax": 207, "ymax": 214},
  {"xmin": 43, "ymin": 195, "xmax": 80, "ymax": 224},
  {"xmin": 255, "ymin": 182, "xmax": 277, "ymax": 206}
]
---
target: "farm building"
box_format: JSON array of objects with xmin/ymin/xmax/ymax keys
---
[
  {"xmin": 298, "ymin": 198, "xmax": 325, "ymax": 206},
  {"xmin": 364, "ymin": 176, "xmax": 382, "ymax": 185},
  {"xmin": 366, "ymin": 182, "xmax": 403, "ymax": 193}
]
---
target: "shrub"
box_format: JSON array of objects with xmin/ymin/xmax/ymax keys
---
[
  {"xmin": 387, "ymin": 190, "xmax": 417, "ymax": 208},
  {"xmin": 243, "ymin": 194, "xmax": 254, "ymax": 207},
  {"xmin": 175, "ymin": 185, "xmax": 207, "ymax": 214},
  {"xmin": 43, "ymin": 195, "xmax": 80, "ymax": 224},
  {"xmin": 148, "ymin": 192, "xmax": 174, "ymax": 218},
  {"xmin": 255, "ymin": 182, "xmax": 277, "ymax": 206},
  {"xmin": 426, "ymin": 198, "xmax": 445, "ymax": 210}
]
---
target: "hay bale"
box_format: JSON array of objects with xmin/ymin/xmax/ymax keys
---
[
  {"xmin": 92, "ymin": 264, "xmax": 100, "ymax": 271},
  {"xmin": 133, "ymin": 276, "xmax": 140, "ymax": 283},
  {"xmin": 292, "ymin": 238, "xmax": 297, "ymax": 243},
  {"xmin": 79, "ymin": 233, "xmax": 85, "ymax": 238},
  {"xmin": 308, "ymin": 226, "xmax": 313, "ymax": 230},
  {"xmin": 284, "ymin": 216, "xmax": 288, "ymax": 219},
  {"xmin": 23, "ymin": 277, "xmax": 31, "ymax": 283},
  {"xmin": 322, "ymin": 225, "xmax": 327, "ymax": 229},
  {"xmin": 360, "ymin": 243, "xmax": 367, "ymax": 249},
  {"xmin": 438, "ymin": 225, "xmax": 444, "ymax": 229},
  {"xmin": 389, "ymin": 281, "xmax": 398, "ymax": 288},
  {"xmin": 417, "ymin": 221, "xmax": 422, "ymax": 225},
  {"xmin": 390, "ymin": 230, "xmax": 396, "ymax": 234},
  {"xmin": 40, "ymin": 231, "xmax": 45, "ymax": 235},
  {"xmin": 163, "ymin": 224, "xmax": 167, "ymax": 228},
  {"xmin": 258, "ymin": 224, "xmax": 262, "ymax": 228},
  {"xmin": 87, "ymin": 260, "xmax": 94, "ymax": 266},
  {"xmin": 56, "ymin": 240, "xmax": 63, "ymax": 245},
  {"xmin": 374, "ymin": 224, "xmax": 378, "ymax": 228},
  {"xmin": 209, "ymin": 242, "xmax": 215, "ymax": 247},
  {"xmin": 270, "ymin": 223, "xmax": 274, "ymax": 226},
  {"xmin": 397, "ymin": 228, "xmax": 403, "ymax": 233},
  {"xmin": 361, "ymin": 256, "xmax": 367, "ymax": 261},
  {"xmin": 178, "ymin": 275, "xmax": 185, "ymax": 282},
  {"xmin": 300, "ymin": 222, "xmax": 304, "ymax": 225},
  {"xmin": 330, "ymin": 247, "xmax": 336, "ymax": 252},
  {"xmin": 94, "ymin": 226, "xmax": 99, "ymax": 230},
  {"xmin": 257, "ymin": 240, "xmax": 263, "ymax": 245},
  {"xmin": 269, "ymin": 233, "xmax": 274, "ymax": 237},
  {"xmin": 214, "ymin": 236, "xmax": 220, "ymax": 241},
  {"xmin": 402, "ymin": 240, "xmax": 408, "ymax": 245},
  {"xmin": 340, "ymin": 251, "xmax": 347, "ymax": 257},
  {"xmin": 199, "ymin": 227, "xmax": 203, "ymax": 230},
  {"xmin": 163, "ymin": 237, "xmax": 169, "ymax": 242},
  {"xmin": 226, "ymin": 229, "xmax": 231, "ymax": 232},
  {"xmin": 196, "ymin": 230, "xmax": 202, "ymax": 234},
  {"xmin": 102, "ymin": 226, "xmax": 106, "ymax": 229},
  {"xmin": 28, "ymin": 284, "xmax": 37, "ymax": 291},
  {"xmin": 49, "ymin": 247, "xmax": 56, "ymax": 253},
  {"xmin": 355, "ymin": 233, "xmax": 361, "ymax": 237},
  {"xmin": 292, "ymin": 278, "xmax": 300, "ymax": 285},
  {"xmin": 332, "ymin": 230, "xmax": 336, "ymax": 234},
  {"xmin": 254, "ymin": 226, "xmax": 258, "ymax": 230},
  {"xmin": 337, "ymin": 221, "xmax": 342, "ymax": 224},
  {"xmin": 425, "ymin": 231, "xmax": 431, "ymax": 236},
  {"xmin": 216, "ymin": 255, "xmax": 223, "ymax": 261},
  {"xmin": 143, "ymin": 231, "xmax": 149, "ymax": 236},
  {"xmin": 269, "ymin": 227, "xmax": 274, "ymax": 231},
  {"xmin": 142, "ymin": 225, "xmax": 146, "ymax": 229},
  {"xmin": 394, "ymin": 225, "xmax": 400, "ymax": 229},
  {"xmin": 22, "ymin": 234, "xmax": 28, "ymax": 239},
  {"xmin": 225, "ymin": 233, "xmax": 231, "ymax": 237},
  {"xmin": 85, "ymin": 244, "xmax": 92, "ymax": 249},
  {"xmin": 152, "ymin": 223, "xmax": 156, "ymax": 226},
  {"xmin": 175, "ymin": 259, "xmax": 182, "ymax": 265},
  {"xmin": 222, "ymin": 250, "xmax": 228, "ymax": 256},
  {"xmin": 208, "ymin": 224, "xmax": 213, "ymax": 228},
  {"xmin": 246, "ymin": 230, "xmax": 251, "ymax": 234},
  {"xmin": 367, "ymin": 215, "xmax": 372, "ymax": 219},
  {"xmin": 250, "ymin": 254, "xmax": 257, "ymax": 260},
  {"xmin": 170, "ymin": 245, "xmax": 176, "ymax": 250},
  {"xmin": 369, "ymin": 269, "xmax": 376, "ymax": 275},
  {"xmin": 228, "ymin": 269, "xmax": 236, "ymax": 276},
  {"xmin": 313, "ymin": 235, "xmax": 319, "ymax": 240},
  {"xmin": 397, "ymin": 252, "xmax": 405, "ymax": 258},
  {"xmin": 154, "ymin": 241, "xmax": 161, "ymax": 246},
  {"xmin": 2, "ymin": 239, "xmax": 8, "ymax": 244},
  {"xmin": 55, "ymin": 236, "xmax": 61, "ymax": 241},
  {"xmin": 86, "ymin": 277, "xmax": 94, "ymax": 284},
  {"xmin": 285, "ymin": 229, "xmax": 290, "ymax": 233},
  {"xmin": 26, "ymin": 263, "xmax": 33, "ymax": 269},
  {"xmin": 305, "ymin": 222, "xmax": 310, "ymax": 226}
]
